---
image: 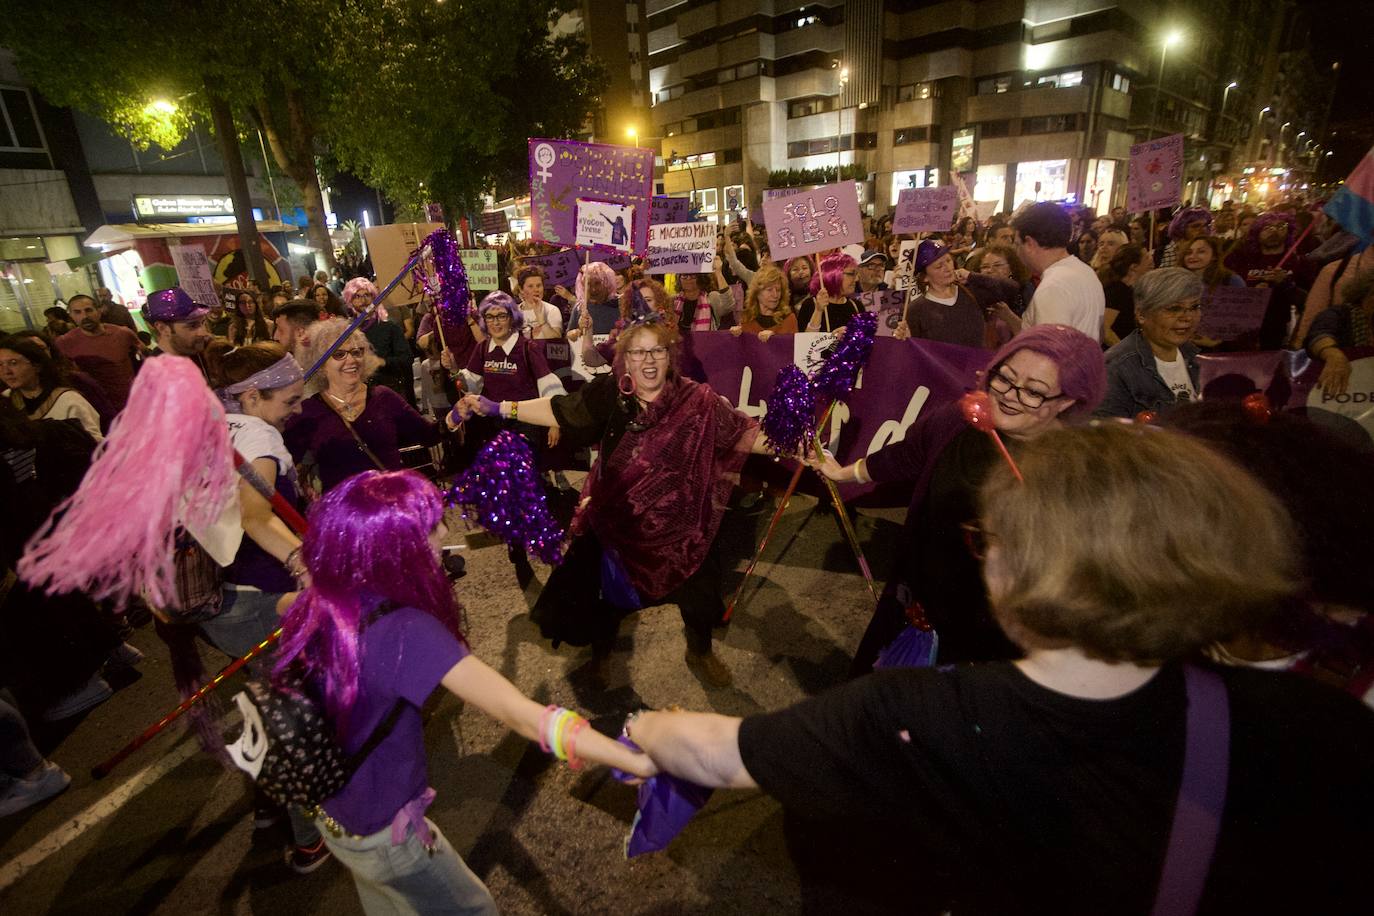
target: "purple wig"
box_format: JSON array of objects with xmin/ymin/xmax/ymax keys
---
[
  {"xmin": 341, "ymin": 277, "xmax": 379, "ymax": 305},
  {"xmin": 477, "ymin": 290, "xmax": 524, "ymax": 334},
  {"xmin": 1248, "ymin": 210, "xmax": 1297, "ymax": 248},
  {"xmin": 1167, "ymin": 207, "xmax": 1213, "ymax": 241},
  {"xmin": 985, "ymin": 325, "xmax": 1106, "ymax": 419},
  {"xmin": 809, "ymin": 252, "xmax": 857, "ymax": 298},
  {"xmin": 272, "ymin": 470, "xmax": 464, "ymax": 732}
]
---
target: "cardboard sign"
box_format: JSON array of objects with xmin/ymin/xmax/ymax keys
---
[
  {"xmin": 859, "ymin": 289, "xmax": 908, "ymax": 337},
  {"xmin": 459, "ymin": 249, "xmax": 500, "ymax": 291},
  {"xmin": 480, "ymin": 211, "xmax": 510, "ymax": 235},
  {"xmin": 645, "ymin": 222, "xmax": 716, "ymax": 275},
  {"xmin": 574, "ymin": 198, "xmax": 635, "ymax": 252},
  {"xmin": 167, "ymin": 243, "xmax": 218, "ymax": 307},
  {"xmin": 1127, "ymin": 133, "xmax": 1185, "ymax": 212},
  {"xmin": 362, "ymin": 222, "xmax": 443, "ymax": 306},
  {"xmin": 1197, "ymin": 285, "xmax": 1273, "ymax": 342},
  {"xmin": 892, "ymin": 240, "xmax": 920, "ymax": 291},
  {"xmin": 528, "ymin": 138, "xmax": 655, "ymax": 253},
  {"xmin": 893, "ymin": 186, "xmax": 958, "ymax": 234},
  {"xmin": 516, "ymin": 250, "xmax": 581, "ymax": 290},
  {"xmin": 762, "ymin": 180, "xmax": 863, "ymax": 260},
  {"xmin": 651, "ymin": 197, "xmax": 693, "ymax": 225},
  {"xmin": 974, "ymin": 199, "xmax": 998, "ymax": 222}
]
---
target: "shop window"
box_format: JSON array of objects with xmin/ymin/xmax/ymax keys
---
[
  {"xmin": 691, "ymin": 188, "xmax": 719, "ymax": 213},
  {"xmin": 0, "ymin": 87, "xmax": 44, "ymax": 151}
]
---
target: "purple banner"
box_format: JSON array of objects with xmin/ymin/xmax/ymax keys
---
[
  {"xmin": 762, "ymin": 181, "xmax": 863, "ymax": 260},
  {"xmin": 1197, "ymin": 285, "xmax": 1272, "ymax": 343},
  {"xmin": 1127, "ymin": 133, "xmax": 1184, "ymax": 212},
  {"xmin": 651, "ymin": 197, "xmax": 694, "ymax": 225},
  {"xmin": 893, "ymin": 186, "xmax": 958, "ymax": 234},
  {"xmin": 529, "ymin": 139, "xmax": 655, "ymax": 253},
  {"xmin": 517, "ymin": 250, "xmax": 581, "ymax": 290}
]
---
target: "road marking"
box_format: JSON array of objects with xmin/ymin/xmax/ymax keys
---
[{"xmin": 0, "ymin": 737, "xmax": 201, "ymax": 893}]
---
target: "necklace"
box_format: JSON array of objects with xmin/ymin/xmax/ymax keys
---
[{"xmin": 326, "ymin": 386, "xmax": 364, "ymax": 420}]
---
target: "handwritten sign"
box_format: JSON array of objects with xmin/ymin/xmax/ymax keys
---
[
  {"xmin": 651, "ymin": 197, "xmax": 694, "ymax": 225},
  {"xmin": 167, "ymin": 244, "xmax": 218, "ymax": 307},
  {"xmin": 646, "ymin": 222, "xmax": 716, "ymax": 275},
  {"xmin": 517, "ymin": 250, "xmax": 580, "ymax": 290},
  {"xmin": 458, "ymin": 249, "xmax": 499, "ymax": 291},
  {"xmin": 761, "ymin": 180, "xmax": 863, "ymax": 260},
  {"xmin": 892, "ymin": 240, "xmax": 920, "ymax": 291},
  {"xmin": 859, "ymin": 289, "xmax": 908, "ymax": 337},
  {"xmin": 528, "ymin": 138, "xmax": 655, "ymax": 253},
  {"xmin": 1197, "ymin": 285, "xmax": 1273, "ymax": 342},
  {"xmin": 1127, "ymin": 133, "xmax": 1184, "ymax": 212},
  {"xmin": 893, "ymin": 186, "xmax": 959, "ymax": 234}
]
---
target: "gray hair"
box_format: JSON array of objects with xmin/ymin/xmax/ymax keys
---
[
  {"xmin": 297, "ymin": 317, "xmax": 382, "ymax": 395},
  {"xmin": 1134, "ymin": 267, "xmax": 1203, "ymax": 316}
]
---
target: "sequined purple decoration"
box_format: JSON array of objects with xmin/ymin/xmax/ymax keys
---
[
  {"xmin": 447, "ymin": 431, "xmax": 564, "ymax": 564},
  {"xmin": 413, "ymin": 228, "xmax": 471, "ymax": 324},
  {"xmin": 810, "ymin": 310, "xmax": 878, "ymax": 402},
  {"xmin": 761, "ymin": 364, "xmax": 818, "ymax": 456}
]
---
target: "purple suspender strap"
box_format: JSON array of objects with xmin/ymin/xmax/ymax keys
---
[{"xmin": 1150, "ymin": 665, "xmax": 1231, "ymax": 916}]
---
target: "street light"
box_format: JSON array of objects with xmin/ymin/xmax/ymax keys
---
[
  {"xmin": 833, "ymin": 61, "xmax": 851, "ymax": 175},
  {"xmin": 1147, "ymin": 30, "xmax": 1185, "ymax": 139},
  {"xmin": 1222, "ymin": 81, "xmax": 1238, "ymax": 112}
]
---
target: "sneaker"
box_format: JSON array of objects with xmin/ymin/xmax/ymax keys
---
[
  {"xmin": 106, "ymin": 641, "xmax": 144, "ymax": 670},
  {"xmin": 42, "ymin": 673, "xmax": 113, "ymax": 722},
  {"xmin": 0, "ymin": 762, "xmax": 71, "ymax": 818},
  {"xmin": 286, "ymin": 839, "xmax": 332, "ymax": 874},
  {"xmin": 684, "ymin": 648, "xmax": 733, "ymax": 688}
]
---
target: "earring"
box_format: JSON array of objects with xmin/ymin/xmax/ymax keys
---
[{"xmin": 618, "ymin": 372, "xmax": 636, "ymax": 396}]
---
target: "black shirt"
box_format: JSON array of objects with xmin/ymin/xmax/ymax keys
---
[
  {"xmin": 795, "ymin": 295, "xmax": 861, "ymax": 333},
  {"xmin": 1105, "ymin": 280, "xmax": 1136, "ymax": 343},
  {"xmin": 739, "ymin": 662, "xmax": 1374, "ymax": 915}
]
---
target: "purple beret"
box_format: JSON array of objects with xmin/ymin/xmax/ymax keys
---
[{"xmin": 141, "ymin": 287, "xmax": 209, "ymax": 324}]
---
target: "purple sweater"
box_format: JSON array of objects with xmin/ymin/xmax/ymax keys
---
[{"xmin": 285, "ymin": 386, "xmax": 440, "ymax": 492}]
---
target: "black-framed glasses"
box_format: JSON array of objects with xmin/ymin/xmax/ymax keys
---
[
  {"xmin": 329, "ymin": 346, "xmax": 367, "ymax": 361},
  {"xmin": 626, "ymin": 346, "xmax": 669, "ymax": 362},
  {"xmin": 987, "ymin": 367, "xmax": 1064, "ymax": 409}
]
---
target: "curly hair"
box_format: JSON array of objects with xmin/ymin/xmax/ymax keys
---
[
  {"xmin": 742, "ymin": 264, "xmax": 792, "ymax": 325},
  {"xmin": 295, "ymin": 317, "xmax": 383, "ymax": 395}
]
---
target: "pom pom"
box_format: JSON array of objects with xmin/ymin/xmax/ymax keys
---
[
  {"xmin": 446, "ymin": 431, "xmax": 564, "ymax": 564},
  {"xmin": 761, "ymin": 364, "xmax": 818, "ymax": 456},
  {"xmin": 960, "ymin": 390, "xmax": 996, "ymax": 432},
  {"xmin": 415, "ymin": 228, "xmax": 471, "ymax": 324},
  {"xmin": 810, "ymin": 310, "xmax": 878, "ymax": 401}
]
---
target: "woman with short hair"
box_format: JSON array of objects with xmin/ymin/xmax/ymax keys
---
[
  {"xmin": 627, "ymin": 424, "xmax": 1374, "ymax": 916},
  {"xmin": 1098, "ymin": 267, "xmax": 1203, "ymax": 418},
  {"xmin": 513, "ymin": 266, "xmax": 564, "ymax": 340}
]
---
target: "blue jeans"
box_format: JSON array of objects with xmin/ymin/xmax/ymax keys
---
[
  {"xmin": 0, "ymin": 688, "xmax": 43, "ymax": 786},
  {"xmin": 203, "ymin": 587, "xmax": 320, "ymax": 848},
  {"xmin": 318, "ymin": 816, "xmax": 497, "ymax": 915}
]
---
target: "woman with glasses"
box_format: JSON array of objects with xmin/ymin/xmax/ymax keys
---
[
  {"xmin": 796, "ymin": 252, "xmax": 862, "ymax": 333},
  {"xmin": 285, "ymin": 318, "xmax": 440, "ymax": 494},
  {"xmin": 1097, "ymin": 268, "xmax": 1204, "ymax": 419},
  {"xmin": 454, "ymin": 314, "xmax": 776, "ymax": 688},
  {"xmin": 814, "ymin": 324, "xmax": 1106, "ymax": 671}
]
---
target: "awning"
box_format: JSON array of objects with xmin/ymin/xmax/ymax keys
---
[
  {"xmin": 85, "ymin": 220, "xmax": 299, "ymax": 251},
  {"xmin": 49, "ymin": 248, "xmax": 121, "ymax": 273}
]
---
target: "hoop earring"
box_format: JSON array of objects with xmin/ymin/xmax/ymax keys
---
[{"xmin": 619, "ymin": 372, "xmax": 637, "ymax": 397}]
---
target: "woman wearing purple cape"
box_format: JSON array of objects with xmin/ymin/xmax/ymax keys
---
[{"xmin": 454, "ymin": 313, "xmax": 776, "ymax": 688}]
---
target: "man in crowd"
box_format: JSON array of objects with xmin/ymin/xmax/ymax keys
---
[
  {"xmin": 986, "ymin": 222, "xmax": 1015, "ymax": 247},
  {"xmin": 1014, "ymin": 202, "xmax": 1105, "ymax": 342},
  {"xmin": 96, "ymin": 287, "xmax": 138, "ymax": 333},
  {"xmin": 143, "ymin": 288, "xmax": 213, "ymax": 363},
  {"xmin": 856, "ymin": 251, "xmax": 889, "ymax": 293},
  {"xmin": 271, "ymin": 299, "xmax": 323, "ymax": 357},
  {"xmin": 56, "ymin": 294, "xmax": 142, "ymax": 409}
]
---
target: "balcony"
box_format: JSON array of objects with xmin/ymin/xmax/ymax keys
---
[{"xmin": 967, "ymin": 85, "xmax": 1091, "ymax": 123}]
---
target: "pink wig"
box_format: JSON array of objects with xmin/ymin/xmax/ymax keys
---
[
  {"xmin": 272, "ymin": 470, "xmax": 464, "ymax": 732},
  {"xmin": 575, "ymin": 261, "xmax": 618, "ymax": 307},
  {"xmin": 341, "ymin": 277, "xmax": 379, "ymax": 305},
  {"xmin": 809, "ymin": 252, "xmax": 857, "ymax": 298},
  {"xmin": 18, "ymin": 357, "xmax": 237, "ymax": 608}
]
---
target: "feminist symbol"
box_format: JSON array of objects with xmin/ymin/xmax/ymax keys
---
[{"xmin": 534, "ymin": 143, "xmax": 556, "ymax": 182}]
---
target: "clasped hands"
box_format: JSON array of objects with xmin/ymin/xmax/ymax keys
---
[{"xmin": 447, "ymin": 393, "xmax": 500, "ymax": 427}]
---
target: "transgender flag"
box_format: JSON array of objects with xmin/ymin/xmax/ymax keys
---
[{"xmin": 1325, "ymin": 146, "xmax": 1374, "ymax": 250}]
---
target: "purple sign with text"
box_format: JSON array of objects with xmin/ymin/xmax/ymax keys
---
[
  {"xmin": 529, "ymin": 139, "xmax": 655, "ymax": 253},
  {"xmin": 893, "ymin": 186, "xmax": 959, "ymax": 234},
  {"xmin": 1127, "ymin": 133, "xmax": 1185, "ymax": 212},
  {"xmin": 762, "ymin": 180, "xmax": 863, "ymax": 260},
  {"xmin": 1198, "ymin": 285, "xmax": 1272, "ymax": 343},
  {"xmin": 858, "ymin": 289, "xmax": 908, "ymax": 336},
  {"xmin": 651, "ymin": 197, "xmax": 694, "ymax": 225}
]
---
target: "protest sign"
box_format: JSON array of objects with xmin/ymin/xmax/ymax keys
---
[
  {"xmin": 1197, "ymin": 285, "xmax": 1272, "ymax": 343},
  {"xmin": 974, "ymin": 200, "xmax": 998, "ymax": 222},
  {"xmin": 168, "ymin": 244, "xmax": 218, "ymax": 307},
  {"xmin": 859, "ymin": 289, "xmax": 908, "ymax": 336},
  {"xmin": 651, "ymin": 197, "xmax": 694, "ymax": 225},
  {"xmin": 646, "ymin": 222, "xmax": 716, "ymax": 274},
  {"xmin": 1127, "ymin": 133, "xmax": 1185, "ymax": 212},
  {"xmin": 458, "ymin": 249, "xmax": 500, "ymax": 291},
  {"xmin": 893, "ymin": 186, "xmax": 959, "ymax": 234},
  {"xmin": 528, "ymin": 138, "xmax": 654, "ymax": 253},
  {"xmin": 892, "ymin": 240, "xmax": 919, "ymax": 290},
  {"xmin": 516, "ymin": 249, "xmax": 580, "ymax": 290},
  {"xmin": 362, "ymin": 222, "xmax": 443, "ymax": 305},
  {"xmin": 480, "ymin": 211, "xmax": 510, "ymax": 235},
  {"xmin": 574, "ymin": 198, "xmax": 635, "ymax": 252},
  {"xmin": 762, "ymin": 180, "xmax": 864, "ymax": 260}
]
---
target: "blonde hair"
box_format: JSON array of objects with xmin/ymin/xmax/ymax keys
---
[
  {"xmin": 743, "ymin": 265, "xmax": 792, "ymax": 326},
  {"xmin": 980, "ymin": 425, "xmax": 1297, "ymax": 662},
  {"xmin": 297, "ymin": 317, "xmax": 383, "ymax": 395}
]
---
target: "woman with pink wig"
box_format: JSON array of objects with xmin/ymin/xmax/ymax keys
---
[
  {"xmin": 794, "ymin": 252, "xmax": 862, "ymax": 333},
  {"xmin": 274, "ymin": 470, "xmax": 654, "ymax": 912},
  {"xmin": 344, "ymin": 278, "xmax": 415, "ymax": 404}
]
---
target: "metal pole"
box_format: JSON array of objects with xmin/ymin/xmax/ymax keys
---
[{"xmin": 1147, "ymin": 42, "xmax": 1169, "ymax": 140}]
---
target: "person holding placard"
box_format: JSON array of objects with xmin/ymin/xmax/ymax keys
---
[
  {"xmin": 795, "ymin": 253, "xmax": 862, "ymax": 333},
  {"xmin": 894, "ymin": 241, "xmax": 1020, "ymax": 349},
  {"xmin": 1098, "ymin": 268, "xmax": 1203, "ymax": 418}
]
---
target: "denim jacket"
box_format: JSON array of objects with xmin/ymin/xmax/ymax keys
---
[{"xmin": 1096, "ymin": 330, "xmax": 1201, "ymax": 418}]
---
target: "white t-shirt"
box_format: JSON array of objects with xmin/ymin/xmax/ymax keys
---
[
  {"xmin": 519, "ymin": 300, "xmax": 563, "ymax": 338},
  {"xmin": 924, "ymin": 291, "xmax": 959, "ymax": 307},
  {"xmin": 227, "ymin": 413, "xmax": 294, "ymax": 475},
  {"xmin": 1023, "ymin": 253, "xmax": 1106, "ymax": 342},
  {"xmin": 1154, "ymin": 354, "xmax": 1196, "ymax": 402}
]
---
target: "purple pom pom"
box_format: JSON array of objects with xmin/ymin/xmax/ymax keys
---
[
  {"xmin": 811, "ymin": 310, "xmax": 878, "ymax": 401},
  {"xmin": 761, "ymin": 364, "xmax": 818, "ymax": 456},
  {"xmin": 414, "ymin": 228, "xmax": 471, "ymax": 324},
  {"xmin": 446, "ymin": 431, "xmax": 564, "ymax": 564}
]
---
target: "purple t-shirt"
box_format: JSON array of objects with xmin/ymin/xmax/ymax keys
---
[
  {"xmin": 284, "ymin": 386, "xmax": 440, "ymax": 492},
  {"xmin": 461, "ymin": 335, "xmax": 555, "ymax": 403},
  {"xmin": 322, "ymin": 606, "xmax": 469, "ymax": 835}
]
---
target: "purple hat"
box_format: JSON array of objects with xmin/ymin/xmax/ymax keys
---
[
  {"xmin": 914, "ymin": 239, "xmax": 949, "ymax": 272},
  {"xmin": 142, "ymin": 287, "xmax": 209, "ymax": 325},
  {"xmin": 1166, "ymin": 206, "xmax": 1213, "ymax": 241}
]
